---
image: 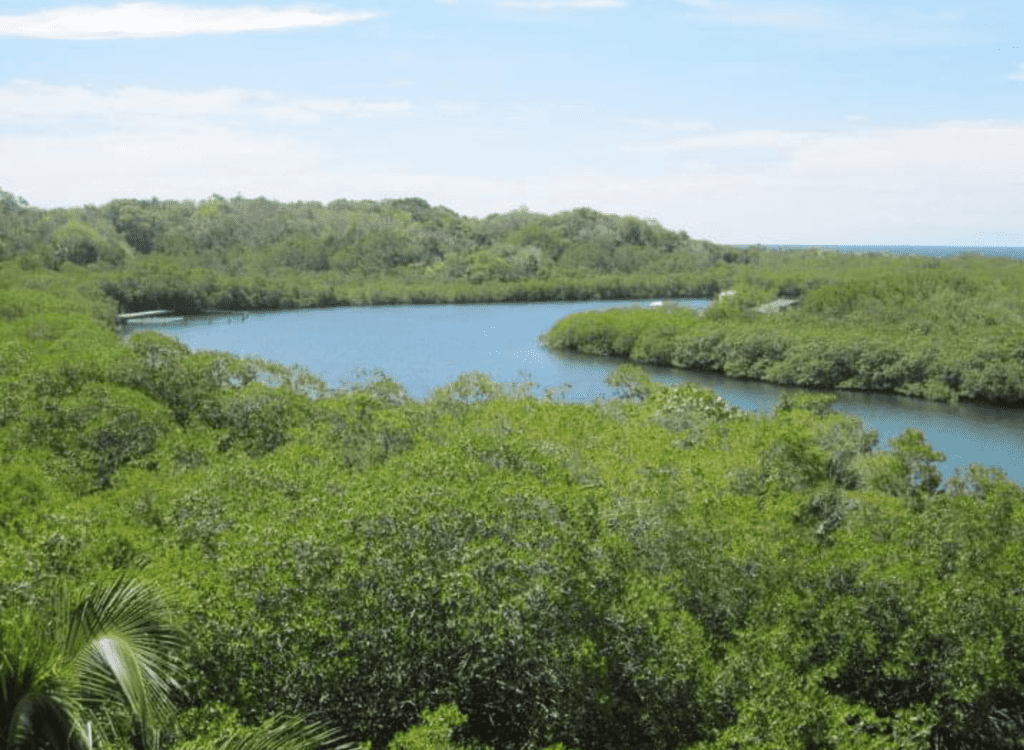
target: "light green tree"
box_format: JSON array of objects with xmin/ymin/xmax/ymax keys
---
[{"xmin": 49, "ymin": 221, "xmax": 128, "ymax": 268}]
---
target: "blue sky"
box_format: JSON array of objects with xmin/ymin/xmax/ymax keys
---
[{"xmin": 2, "ymin": 0, "xmax": 1023, "ymax": 244}]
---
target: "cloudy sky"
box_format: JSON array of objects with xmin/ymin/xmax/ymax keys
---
[{"xmin": 2, "ymin": 0, "xmax": 1023, "ymax": 244}]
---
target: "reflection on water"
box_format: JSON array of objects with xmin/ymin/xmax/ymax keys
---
[{"xmin": 130, "ymin": 298, "xmax": 1023, "ymax": 485}]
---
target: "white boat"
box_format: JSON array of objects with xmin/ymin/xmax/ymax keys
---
[{"xmin": 121, "ymin": 316, "xmax": 185, "ymax": 325}]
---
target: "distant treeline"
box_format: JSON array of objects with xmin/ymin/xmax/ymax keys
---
[
  {"xmin": 9, "ymin": 185, "xmax": 1015, "ymax": 320},
  {"xmin": 544, "ymin": 257, "xmax": 1024, "ymax": 405},
  {"xmin": 0, "ymin": 187, "xmax": 756, "ymax": 310}
]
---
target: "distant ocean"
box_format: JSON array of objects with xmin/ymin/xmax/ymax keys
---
[{"xmin": 754, "ymin": 245, "xmax": 1024, "ymax": 260}]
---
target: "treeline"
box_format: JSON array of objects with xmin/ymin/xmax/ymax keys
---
[
  {"xmin": 4, "ymin": 263, "xmax": 1024, "ymax": 749},
  {"xmin": 544, "ymin": 256, "xmax": 1024, "ymax": 405},
  {"xmin": 8, "ymin": 185, "xmax": 1017, "ymax": 321},
  {"xmin": 0, "ymin": 187, "xmax": 748, "ymax": 310}
]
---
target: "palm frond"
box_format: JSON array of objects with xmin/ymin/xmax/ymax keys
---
[
  {"xmin": 4, "ymin": 693, "xmax": 86, "ymax": 750},
  {"xmin": 3, "ymin": 577, "xmax": 183, "ymax": 750},
  {"xmin": 176, "ymin": 715, "xmax": 365, "ymax": 750},
  {"xmin": 1, "ymin": 625, "xmax": 84, "ymax": 750},
  {"xmin": 64, "ymin": 576, "xmax": 182, "ymax": 729}
]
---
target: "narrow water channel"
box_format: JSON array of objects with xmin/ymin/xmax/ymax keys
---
[{"xmin": 127, "ymin": 299, "xmax": 1024, "ymax": 485}]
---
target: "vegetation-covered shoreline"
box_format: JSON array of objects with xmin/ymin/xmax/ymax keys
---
[{"xmin": 544, "ymin": 255, "xmax": 1024, "ymax": 406}]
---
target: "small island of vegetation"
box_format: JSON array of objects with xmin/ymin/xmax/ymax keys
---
[{"xmin": 3, "ymin": 186, "xmax": 1024, "ymax": 750}]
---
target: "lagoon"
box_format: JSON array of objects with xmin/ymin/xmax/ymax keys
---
[{"xmin": 131, "ymin": 298, "xmax": 1024, "ymax": 486}]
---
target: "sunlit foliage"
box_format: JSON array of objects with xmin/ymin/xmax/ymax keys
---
[{"xmin": 3, "ymin": 192, "xmax": 1024, "ymax": 750}]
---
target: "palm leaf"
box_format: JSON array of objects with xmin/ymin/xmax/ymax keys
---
[
  {"xmin": 3, "ymin": 577, "xmax": 182, "ymax": 750},
  {"xmin": 176, "ymin": 715, "xmax": 364, "ymax": 750},
  {"xmin": 1, "ymin": 622, "xmax": 84, "ymax": 750},
  {"xmin": 3, "ymin": 693, "xmax": 85, "ymax": 750},
  {"xmin": 64, "ymin": 576, "xmax": 182, "ymax": 732}
]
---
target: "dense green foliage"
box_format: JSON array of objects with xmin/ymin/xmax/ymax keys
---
[
  {"xmin": 544, "ymin": 257, "xmax": 1024, "ymax": 404},
  {"xmin": 4, "ymin": 261, "xmax": 1024, "ymax": 750},
  {"xmin": 0, "ymin": 188, "xmax": 736, "ymax": 311}
]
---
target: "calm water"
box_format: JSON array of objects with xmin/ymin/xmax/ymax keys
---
[
  {"xmin": 129, "ymin": 298, "xmax": 1024, "ymax": 486},
  {"xmin": 759, "ymin": 245, "xmax": 1024, "ymax": 259}
]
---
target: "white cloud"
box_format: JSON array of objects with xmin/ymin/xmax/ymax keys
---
[
  {"xmin": 529, "ymin": 120, "xmax": 1024, "ymax": 243},
  {"xmin": 784, "ymin": 121, "xmax": 1023, "ymax": 184},
  {"xmin": 622, "ymin": 117, "xmax": 710, "ymax": 132},
  {"xmin": 496, "ymin": 1, "xmax": 625, "ymax": 10},
  {"xmin": 0, "ymin": 80, "xmax": 410, "ymax": 125},
  {"xmin": 1009, "ymin": 64, "xmax": 1024, "ymax": 81},
  {"xmin": 435, "ymin": 102, "xmax": 480, "ymax": 115},
  {"xmin": 3, "ymin": 103, "xmax": 1023, "ymax": 245},
  {"xmin": 623, "ymin": 128, "xmax": 815, "ymax": 152},
  {"xmin": 675, "ymin": 121, "xmax": 1024, "ymax": 243},
  {"xmin": 677, "ymin": 0, "xmax": 971, "ymax": 45},
  {"xmin": 2, "ymin": 126, "xmax": 325, "ymax": 205},
  {"xmin": 679, "ymin": 0, "xmax": 824, "ymax": 30},
  {"xmin": 0, "ymin": 2, "xmax": 380, "ymax": 39}
]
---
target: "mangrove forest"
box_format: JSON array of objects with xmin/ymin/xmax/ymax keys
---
[{"xmin": 2, "ymin": 186, "xmax": 1024, "ymax": 750}]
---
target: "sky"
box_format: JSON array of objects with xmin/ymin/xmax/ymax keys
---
[{"xmin": 2, "ymin": 0, "xmax": 1024, "ymax": 245}]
